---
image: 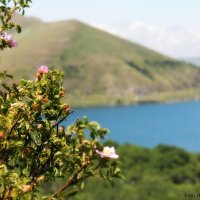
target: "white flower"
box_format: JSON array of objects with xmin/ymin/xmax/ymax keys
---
[{"xmin": 96, "ymin": 146, "xmax": 119, "ymax": 159}]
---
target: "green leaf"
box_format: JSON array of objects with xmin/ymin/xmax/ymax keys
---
[
  {"xmin": 16, "ymin": 25, "xmax": 22, "ymax": 33},
  {"xmin": 54, "ymin": 151, "xmax": 63, "ymax": 159},
  {"xmin": 2, "ymin": 83, "xmax": 11, "ymax": 92},
  {"xmin": 88, "ymin": 121, "xmax": 101, "ymax": 129}
]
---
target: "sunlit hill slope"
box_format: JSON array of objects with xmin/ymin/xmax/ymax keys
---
[{"xmin": 1, "ymin": 16, "xmax": 200, "ymax": 107}]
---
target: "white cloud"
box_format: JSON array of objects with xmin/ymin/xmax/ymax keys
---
[{"xmin": 92, "ymin": 21, "xmax": 200, "ymax": 58}]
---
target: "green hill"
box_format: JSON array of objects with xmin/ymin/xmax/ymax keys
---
[
  {"xmin": 42, "ymin": 142, "xmax": 200, "ymax": 199},
  {"xmin": 1, "ymin": 16, "xmax": 200, "ymax": 107}
]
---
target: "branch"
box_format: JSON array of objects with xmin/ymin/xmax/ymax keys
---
[
  {"xmin": 52, "ymin": 161, "xmax": 89, "ymax": 198},
  {"xmin": 52, "ymin": 151, "xmax": 93, "ymax": 198},
  {"xmin": 52, "ymin": 111, "xmax": 73, "ymax": 128},
  {"xmin": 9, "ymin": 111, "xmax": 21, "ymax": 134}
]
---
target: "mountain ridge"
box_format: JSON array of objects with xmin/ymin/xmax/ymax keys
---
[{"xmin": 1, "ymin": 16, "xmax": 200, "ymax": 107}]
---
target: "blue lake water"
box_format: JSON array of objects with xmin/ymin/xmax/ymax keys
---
[{"xmin": 64, "ymin": 101, "xmax": 200, "ymax": 152}]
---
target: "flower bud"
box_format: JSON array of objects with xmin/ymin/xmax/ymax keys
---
[
  {"xmin": 35, "ymin": 73, "xmax": 41, "ymax": 81},
  {"xmin": 0, "ymin": 131, "xmax": 5, "ymax": 139},
  {"xmin": 42, "ymin": 97, "xmax": 48, "ymax": 103},
  {"xmin": 59, "ymin": 90, "xmax": 65, "ymax": 97},
  {"xmin": 23, "ymin": 147, "xmax": 30, "ymax": 154},
  {"xmin": 37, "ymin": 124, "xmax": 43, "ymax": 129},
  {"xmin": 36, "ymin": 175, "xmax": 45, "ymax": 183},
  {"xmin": 22, "ymin": 184, "xmax": 32, "ymax": 193},
  {"xmin": 63, "ymin": 104, "xmax": 70, "ymax": 113},
  {"xmin": 32, "ymin": 102, "xmax": 39, "ymax": 110}
]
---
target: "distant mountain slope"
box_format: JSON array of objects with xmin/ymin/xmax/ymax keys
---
[
  {"xmin": 182, "ymin": 57, "xmax": 200, "ymax": 67},
  {"xmin": 13, "ymin": 14, "xmax": 43, "ymax": 30},
  {"xmin": 1, "ymin": 16, "xmax": 200, "ymax": 106}
]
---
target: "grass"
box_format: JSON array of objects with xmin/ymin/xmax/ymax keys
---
[
  {"xmin": 68, "ymin": 88, "xmax": 200, "ymax": 108},
  {"xmin": 1, "ymin": 16, "xmax": 200, "ymax": 107}
]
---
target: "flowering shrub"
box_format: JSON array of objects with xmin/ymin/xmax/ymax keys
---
[
  {"xmin": 0, "ymin": 1, "xmax": 121, "ymax": 199},
  {"xmin": 0, "ymin": 66, "xmax": 121, "ymax": 199},
  {"xmin": 0, "ymin": 0, "xmax": 31, "ymax": 50}
]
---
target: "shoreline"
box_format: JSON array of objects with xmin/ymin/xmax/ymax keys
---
[{"xmin": 69, "ymin": 93, "xmax": 200, "ymax": 109}]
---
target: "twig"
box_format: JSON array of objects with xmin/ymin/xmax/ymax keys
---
[
  {"xmin": 52, "ymin": 161, "xmax": 89, "ymax": 198},
  {"xmin": 52, "ymin": 151, "xmax": 93, "ymax": 198},
  {"xmin": 52, "ymin": 111, "xmax": 73, "ymax": 128},
  {"xmin": 9, "ymin": 111, "xmax": 21, "ymax": 134}
]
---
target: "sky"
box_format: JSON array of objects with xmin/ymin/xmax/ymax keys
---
[{"xmin": 26, "ymin": 0, "xmax": 200, "ymax": 58}]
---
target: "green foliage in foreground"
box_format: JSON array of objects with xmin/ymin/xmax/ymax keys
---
[
  {"xmin": 0, "ymin": 0, "xmax": 31, "ymax": 33},
  {"xmin": 0, "ymin": 68, "xmax": 121, "ymax": 199},
  {"xmin": 0, "ymin": 1, "xmax": 122, "ymax": 199},
  {"xmin": 59, "ymin": 142, "xmax": 200, "ymax": 200}
]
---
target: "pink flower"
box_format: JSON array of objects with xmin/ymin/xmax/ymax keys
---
[
  {"xmin": 96, "ymin": 146, "xmax": 119, "ymax": 159},
  {"xmin": 35, "ymin": 65, "xmax": 49, "ymax": 81},
  {"xmin": 10, "ymin": 40, "xmax": 17, "ymax": 47},
  {"xmin": 1, "ymin": 32, "xmax": 11, "ymax": 41},
  {"xmin": 1, "ymin": 32, "xmax": 17, "ymax": 48},
  {"xmin": 38, "ymin": 65, "xmax": 48, "ymax": 74}
]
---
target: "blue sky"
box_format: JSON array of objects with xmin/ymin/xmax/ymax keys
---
[{"xmin": 26, "ymin": 0, "xmax": 200, "ymax": 58}]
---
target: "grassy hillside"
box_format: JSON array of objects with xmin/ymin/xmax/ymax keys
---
[{"xmin": 1, "ymin": 16, "xmax": 200, "ymax": 107}]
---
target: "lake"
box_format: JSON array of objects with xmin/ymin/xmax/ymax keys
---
[{"xmin": 65, "ymin": 101, "xmax": 200, "ymax": 152}]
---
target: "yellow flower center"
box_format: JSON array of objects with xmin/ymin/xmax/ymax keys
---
[{"xmin": 103, "ymin": 148, "xmax": 111, "ymax": 156}]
